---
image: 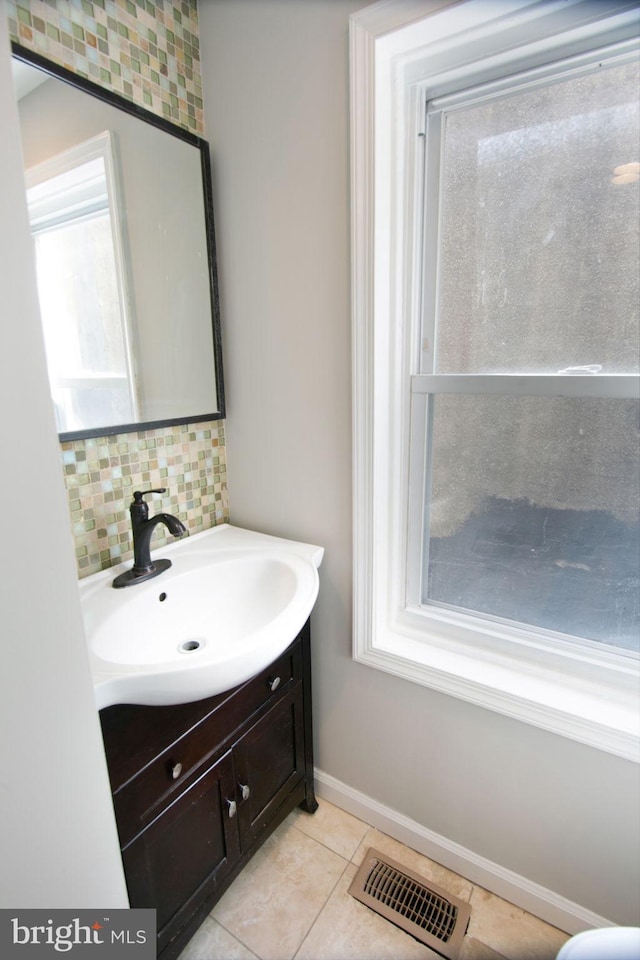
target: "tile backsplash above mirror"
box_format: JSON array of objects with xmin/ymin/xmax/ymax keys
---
[{"xmin": 7, "ymin": 0, "xmax": 204, "ymax": 133}]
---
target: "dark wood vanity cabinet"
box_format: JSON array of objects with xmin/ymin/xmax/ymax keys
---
[{"xmin": 99, "ymin": 621, "xmax": 317, "ymax": 960}]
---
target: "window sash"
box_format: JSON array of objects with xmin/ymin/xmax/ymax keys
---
[
  {"xmin": 419, "ymin": 40, "xmax": 640, "ymax": 379},
  {"xmin": 406, "ymin": 380, "xmax": 640, "ymax": 631},
  {"xmin": 411, "ymin": 375, "xmax": 640, "ymax": 399},
  {"xmin": 409, "ymin": 40, "xmax": 639, "ymax": 638}
]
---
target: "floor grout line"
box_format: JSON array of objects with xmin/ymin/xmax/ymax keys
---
[
  {"xmin": 291, "ymin": 855, "xmax": 352, "ymax": 960},
  {"xmin": 210, "ymin": 914, "xmax": 259, "ymax": 960},
  {"xmin": 289, "ymin": 814, "xmax": 368, "ymax": 865}
]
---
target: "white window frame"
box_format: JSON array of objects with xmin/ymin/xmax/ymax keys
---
[{"xmin": 350, "ymin": 0, "xmax": 640, "ymax": 762}]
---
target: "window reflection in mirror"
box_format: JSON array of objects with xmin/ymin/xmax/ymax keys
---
[
  {"xmin": 27, "ymin": 133, "xmax": 139, "ymax": 433},
  {"xmin": 12, "ymin": 45, "xmax": 225, "ymax": 440}
]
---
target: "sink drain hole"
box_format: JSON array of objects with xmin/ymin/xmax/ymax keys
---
[{"xmin": 178, "ymin": 638, "xmax": 204, "ymax": 654}]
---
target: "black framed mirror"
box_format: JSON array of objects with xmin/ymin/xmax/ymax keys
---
[{"xmin": 11, "ymin": 42, "xmax": 225, "ymax": 442}]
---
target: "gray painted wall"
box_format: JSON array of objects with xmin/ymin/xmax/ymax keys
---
[
  {"xmin": 199, "ymin": 0, "xmax": 640, "ymax": 924},
  {"xmin": 0, "ymin": 13, "xmax": 127, "ymax": 908}
]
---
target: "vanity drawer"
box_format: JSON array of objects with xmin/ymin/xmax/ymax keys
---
[{"xmin": 111, "ymin": 641, "xmax": 301, "ymax": 847}]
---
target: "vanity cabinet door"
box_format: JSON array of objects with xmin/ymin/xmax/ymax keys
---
[
  {"xmin": 235, "ymin": 686, "xmax": 305, "ymax": 850},
  {"xmin": 122, "ymin": 749, "xmax": 240, "ymax": 952}
]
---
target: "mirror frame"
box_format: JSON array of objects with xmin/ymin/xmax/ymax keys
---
[{"xmin": 12, "ymin": 41, "xmax": 225, "ymax": 441}]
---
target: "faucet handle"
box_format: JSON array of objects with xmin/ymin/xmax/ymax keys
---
[
  {"xmin": 133, "ymin": 489, "xmax": 167, "ymax": 503},
  {"xmin": 131, "ymin": 489, "xmax": 167, "ymax": 521}
]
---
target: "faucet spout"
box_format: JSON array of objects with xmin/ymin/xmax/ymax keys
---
[
  {"xmin": 113, "ymin": 489, "xmax": 187, "ymax": 588},
  {"xmin": 154, "ymin": 513, "xmax": 188, "ymax": 539}
]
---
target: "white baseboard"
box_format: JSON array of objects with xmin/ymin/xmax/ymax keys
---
[{"xmin": 314, "ymin": 768, "xmax": 613, "ymax": 936}]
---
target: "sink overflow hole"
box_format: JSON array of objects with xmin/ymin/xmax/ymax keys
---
[
  {"xmin": 159, "ymin": 593, "xmax": 168, "ymax": 602},
  {"xmin": 179, "ymin": 639, "xmax": 204, "ymax": 654}
]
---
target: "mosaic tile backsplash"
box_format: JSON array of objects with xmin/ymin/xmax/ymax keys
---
[
  {"xmin": 8, "ymin": 0, "xmax": 230, "ymax": 578},
  {"xmin": 64, "ymin": 424, "xmax": 227, "ymax": 574},
  {"xmin": 7, "ymin": 0, "xmax": 204, "ymax": 132}
]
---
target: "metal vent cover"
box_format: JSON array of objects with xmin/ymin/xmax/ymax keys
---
[{"xmin": 348, "ymin": 848, "xmax": 471, "ymax": 960}]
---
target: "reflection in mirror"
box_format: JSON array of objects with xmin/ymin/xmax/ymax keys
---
[
  {"xmin": 27, "ymin": 132, "xmax": 139, "ymax": 431},
  {"xmin": 12, "ymin": 44, "xmax": 225, "ymax": 440}
]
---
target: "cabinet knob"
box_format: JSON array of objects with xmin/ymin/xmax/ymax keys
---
[
  {"xmin": 268, "ymin": 676, "xmax": 281, "ymax": 692},
  {"xmin": 226, "ymin": 799, "xmax": 237, "ymax": 818},
  {"xmin": 239, "ymin": 783, "xmax": 251, "ymax": 801},
  {"xmin": 170, "ymin": 761, "xmax": 183, "ymax": 780}
]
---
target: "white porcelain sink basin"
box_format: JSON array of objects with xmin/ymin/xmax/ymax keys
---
[{"xmin": 79, "ymin": 524, "xmax": 324, "ymax": 709}]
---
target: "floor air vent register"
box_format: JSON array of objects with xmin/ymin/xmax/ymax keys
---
[{"xmin": 348, "ymin": 849, "xmax": 471, "ymax": 960}]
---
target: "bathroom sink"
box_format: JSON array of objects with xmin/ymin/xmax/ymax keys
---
[{"xmin": 79, "ymin": 524, "xmax": 324, "ymax": 709}]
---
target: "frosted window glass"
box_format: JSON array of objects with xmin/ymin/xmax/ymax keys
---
[
  {"xmin": 435, "ymin": 60, "xmax": 640, "ymax": 374},
  {"xmin": 423, "ymin": 395, "xmax": 640, "ymax": 651}
]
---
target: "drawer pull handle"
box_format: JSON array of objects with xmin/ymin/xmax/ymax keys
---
[
  {"xmin": 170, "ymin": 762, "xmax": 183, "ymax": 780},
  {"xmin": 268, "ymin": 676, "xmax": 281, "ymax": 692},
  {"xmin": 226, "ymin": 799, "xmax": 237, "ymax": 818},
  {"xmin": 240, "ymin": 783, "xmax": 251, "ymax": 801}
]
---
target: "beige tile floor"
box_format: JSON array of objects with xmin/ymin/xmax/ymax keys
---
[{"xmin": 178, "ymin": 799, "xmax": 571, "ymax": 960}]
